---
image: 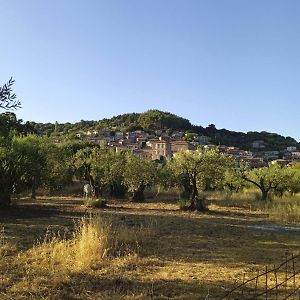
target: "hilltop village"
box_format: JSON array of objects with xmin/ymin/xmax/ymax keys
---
[
  {"xmin": 27, "ymin": 110, "xmax": 299, "ymax": 167},
  {"xmin": 52, "ymin": 128, "xmax": 300, "ymax": 168}
]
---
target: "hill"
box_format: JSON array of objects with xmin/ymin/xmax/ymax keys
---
[{"xmin": 27, "ymin": 109, "xmax": 298, "ymax": 151}]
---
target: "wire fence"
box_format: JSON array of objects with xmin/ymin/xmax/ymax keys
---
[{"xmin": 219, "ymin": 252, "xmax": 300, "ymax": 300}]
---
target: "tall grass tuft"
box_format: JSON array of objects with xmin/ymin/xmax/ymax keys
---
[
  {"xmin": 209, "ymin": 189, "xmax": 300, "ymax": 225},
  {"xmin": 24, "ymin": 215, "xmax": 154, "ymax": 274},
  {"xmin": 0, "ymin": 227, "xmax": 16, "ymax": 257},
  {"xmin": 264, "ymin": 196, "xmax": 300, "ymax": 224}
]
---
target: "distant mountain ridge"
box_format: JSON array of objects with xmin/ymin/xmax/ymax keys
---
[{"xmin": 29, "ymin": 109, "xmax": 298, "ymax": 151}]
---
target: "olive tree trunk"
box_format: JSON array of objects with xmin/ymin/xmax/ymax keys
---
[{"xmin": 131, "ymin": 184, "xmax": 146, "ymax": 202}]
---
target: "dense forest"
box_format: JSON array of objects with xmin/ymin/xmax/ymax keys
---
[{"xmin": 25, "ymin": 109, "xmax": 298, "ymax": 151}]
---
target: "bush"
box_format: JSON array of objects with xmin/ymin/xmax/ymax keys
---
[{"xmin": 84, "ymin": 198, "xmax": 107, "ymax": 208}]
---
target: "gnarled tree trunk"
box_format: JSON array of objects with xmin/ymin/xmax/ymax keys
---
[
  {"xmin": 189, "ymin": 176, "xmax": 207, "ymax": 211},
  {"xmin": 131, "ymin": 184, "xmax": 146, "ymax": 202}
]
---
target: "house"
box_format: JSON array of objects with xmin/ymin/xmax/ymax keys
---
[
  {"xmin": 218, "ymin": 145, "xmax": 228, "ymax": 153},
  {"xmin": 204, "ymin": 144, "xmax": 216, "ymax": 150},
  {"xmin": 134, "ymin": 148, "xmax": 153, "ymax": 160},
  {"xmin": 226, "ymin": 147, "xmax": 240, "ymax": 156},
  {"xmin": 271, "ymin": 159, "xmax": 290, "ymax": 167},
  {"xmin": 125, "ymin": 132, "xmax": 137, "ymax": 143},
  {"xmin": 263, "ymin": 151, "xmax": 279, "ymax": 161},
  {"xmin": 170, "ymin": 140, "xmax": 194, "ymax": 153},
  {"xmin": 101, "ymin": 129, "xmax": 111, "ymax": 137},
  {"xmin": 136, "ymin": 137, "xmax": 147, "ymax": 143},
  {"xmin": 87, "ymin": 136, "xmax": 109, "ymax": 146},
  {"xmin": 151, "ymin": 140, "xmax": 172, "ymax": 160},
  {"xmin": 115, "ymin": 131, "xmax": 124, "ymax": 140},
  {"xmin": 154, "ymin": 130, "xmax": 163, "ymax": 136},
  {"xmin": 197, "ymin": 135, "xmax": 211, "ymax": 145},
  {"xmin": 171, "ymin": 131, "xmax": 184, "ymax": 140},
  {"xmin": 115, "ymin": 145, "xmax": 130, "ymax": 153},
  {"xmin": 291, "ymin": 152, "xmax": 300, "ymax": 161},
  {"xmin": 287, "ymin": 146, "xmax": 297, "ymax": 152},
  {"xmin": 86, "ymin": 129, "xmax": 99, "ymax": 136},
  {"xmin": 238, "ymin": 150, "xmax": 253, "ymax": 158},
  {"xmin": 242, "ymin": 157, "xmax": 266, "ymax": 168},
  {"xmin": 252, "ymin": 140, "xmax": 266, "ymax": 149}
]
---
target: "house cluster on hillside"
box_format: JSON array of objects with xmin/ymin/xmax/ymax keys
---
[{"xmin": 59, "ymin": 129, "xmax": 300, "ymax": 167}]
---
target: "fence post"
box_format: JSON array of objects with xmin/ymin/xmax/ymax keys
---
[
  {"xmin": 254, "ymin": 270, "xmax": 259, "ymax": 298},
  {"xmin": 265, "ymin": 265, "xmax": 268, "ymax": 300},
  {"xmin": 292, "ymin": 253, "xmax": 296, "ymax": 300},
  {"xmin": 274, "ymin": 264, "xmax": 278, "ymax": 300},
  {"xmin": 241, "ymin": 273, "xmax": 245, "ymax": 299},
  {"xmin": 286, "ymin": 251, "xmax": 289, "ymax": 298}
]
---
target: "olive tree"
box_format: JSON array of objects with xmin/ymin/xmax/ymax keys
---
[
  {"xmin": 170, "ymin": 149, "xmax": 233, "ymax": 211},
  {"xmin": 240, "ymin": 163, "xmax": 291, "ymax": 200},
  {"xmin": 0, "ymin": 140, "xmax": 23, "ymax": 205},
  {"xmin": 73, "ymin": 146, "xmax": 96, "ymax": 188},
  {"xmin": 223, "ymin": 168, "xmax": 245, "ymax": 194},
  {"xmin": 123, "ymin": 153, "xmax": 157, "ymax": 202},
  {"xmin": 41, "ymin": 141, "xmax": 73, "ymax": 193},
  {"xmin": 90, "ymin": 149, "xmax": 126, "ymax": 198},
  {"xmin": 12, "ymin": 135, "xmax": 47, "ymax": 198}
]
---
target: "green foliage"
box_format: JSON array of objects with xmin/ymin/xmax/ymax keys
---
[
  {"xmin": 223, "ymin": 168, "xmax": 245, "ymax": 193},
  {"xmin": 241, "ymin": 163, "xmax": 295, "ymax": 200},
  {"xmin": 24, "ymin": 109, "xmax": 300, "ymax": 151},
  {"xmin": 123, "ymin": 154, "xmax": 158, "ymax": 201},
  {"xmin": 170, "ymin": 149, "xmax": 234, "ymax": 210},
  {"xmin": 0, "ymin": 78, "xmax": 21, "ymax": 111},
  {"xmin": 0, "ymin": 113, "xmax": 34, "ymax": 143},
  {"xmin": 5, "ymin": 135, "xmax": 73, "ymax": 197},
  {"xmin": 43, "ymin": 142, "xmax": 73, "ymax": 192},
  {"xmin": 73, "ymin": 146, "xmax": 95, "ymax": 184},
  {"xmin": 138, "ymin": 109, "xmax": 191, "ymax": 131},
  {"xmin": 11, "ymin": 135, "xmax": 47, "ymax": 198},
  {"xmin": 209, "ymin": 129, "xmax": 298, "ymax": 151},
  {"xmin": 90, "ymin": 149, "xmax": 127, "ymax": 198},
  {"xmin": 183, "ymin": 132, "xmax": 194, "ymax": 142},
  {"xmin": 73, "ymin": 147, "xmax": 127, "ymax": 198},
  {"xmin": 84, "ymin": 198, "xmax": 107, "ymax": 208},
  {"xmin": 0, "ymin": 139, "xmax": 22, "ymax": 205}
]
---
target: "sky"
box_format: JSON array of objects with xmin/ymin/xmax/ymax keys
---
[{"xmin": 1, "ymin": 0, "xmax": 300, "ymax": 139}]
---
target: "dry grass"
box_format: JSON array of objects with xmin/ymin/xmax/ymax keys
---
[
  {"xmin": 263, "ymin": 195, "xmax": 300, "ymax": 224},
  {"xmin": 26, "ymin": 216, "xmax": 112, "ymax": 273},
  {"xmin": 209, "ymin": 189, "xmax": 300, "ymax": 225},
  {"xmin": 0, "ymin": 194, "xmax": 299, "ymax": 299}
]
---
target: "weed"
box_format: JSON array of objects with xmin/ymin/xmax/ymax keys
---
[{"xmin": 84, "ymin": 198, "xmax": 107, "ymax": 208}]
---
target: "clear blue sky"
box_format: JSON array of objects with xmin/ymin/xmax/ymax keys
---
[{"xmin": 1, "ymin": 1, "xmax": 300, "ymax": 139}]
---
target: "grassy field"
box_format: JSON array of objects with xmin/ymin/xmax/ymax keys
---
[{"xmin": 0, "ymin": 193, "xmax": 299, "ymax": 299}]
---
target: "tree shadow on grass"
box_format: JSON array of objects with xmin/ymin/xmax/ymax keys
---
[
  {"xmin": 33, "ymin": 272, "xmax": 214, "ymax": 300},
  {"xmin": 37, "ymin": 272, "xmax": 299, "ymax": 300},
  {"xmin": 1, "ymin": 199, "xmax": 299, "ymax": 284}
]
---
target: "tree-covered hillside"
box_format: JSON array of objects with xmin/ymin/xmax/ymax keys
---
[{"xmin": 27, "ymin": 109, "xmax": 299, "ymax": 151}]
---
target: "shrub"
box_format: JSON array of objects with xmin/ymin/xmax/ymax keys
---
[{"xmin": 84, "ymin": 198, "xmax": 107, "ymax": 208}]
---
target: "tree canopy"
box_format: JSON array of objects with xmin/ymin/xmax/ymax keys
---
[{"xmin": 170, "ymin": 149, "xmax": 234, "ymax": 210}]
